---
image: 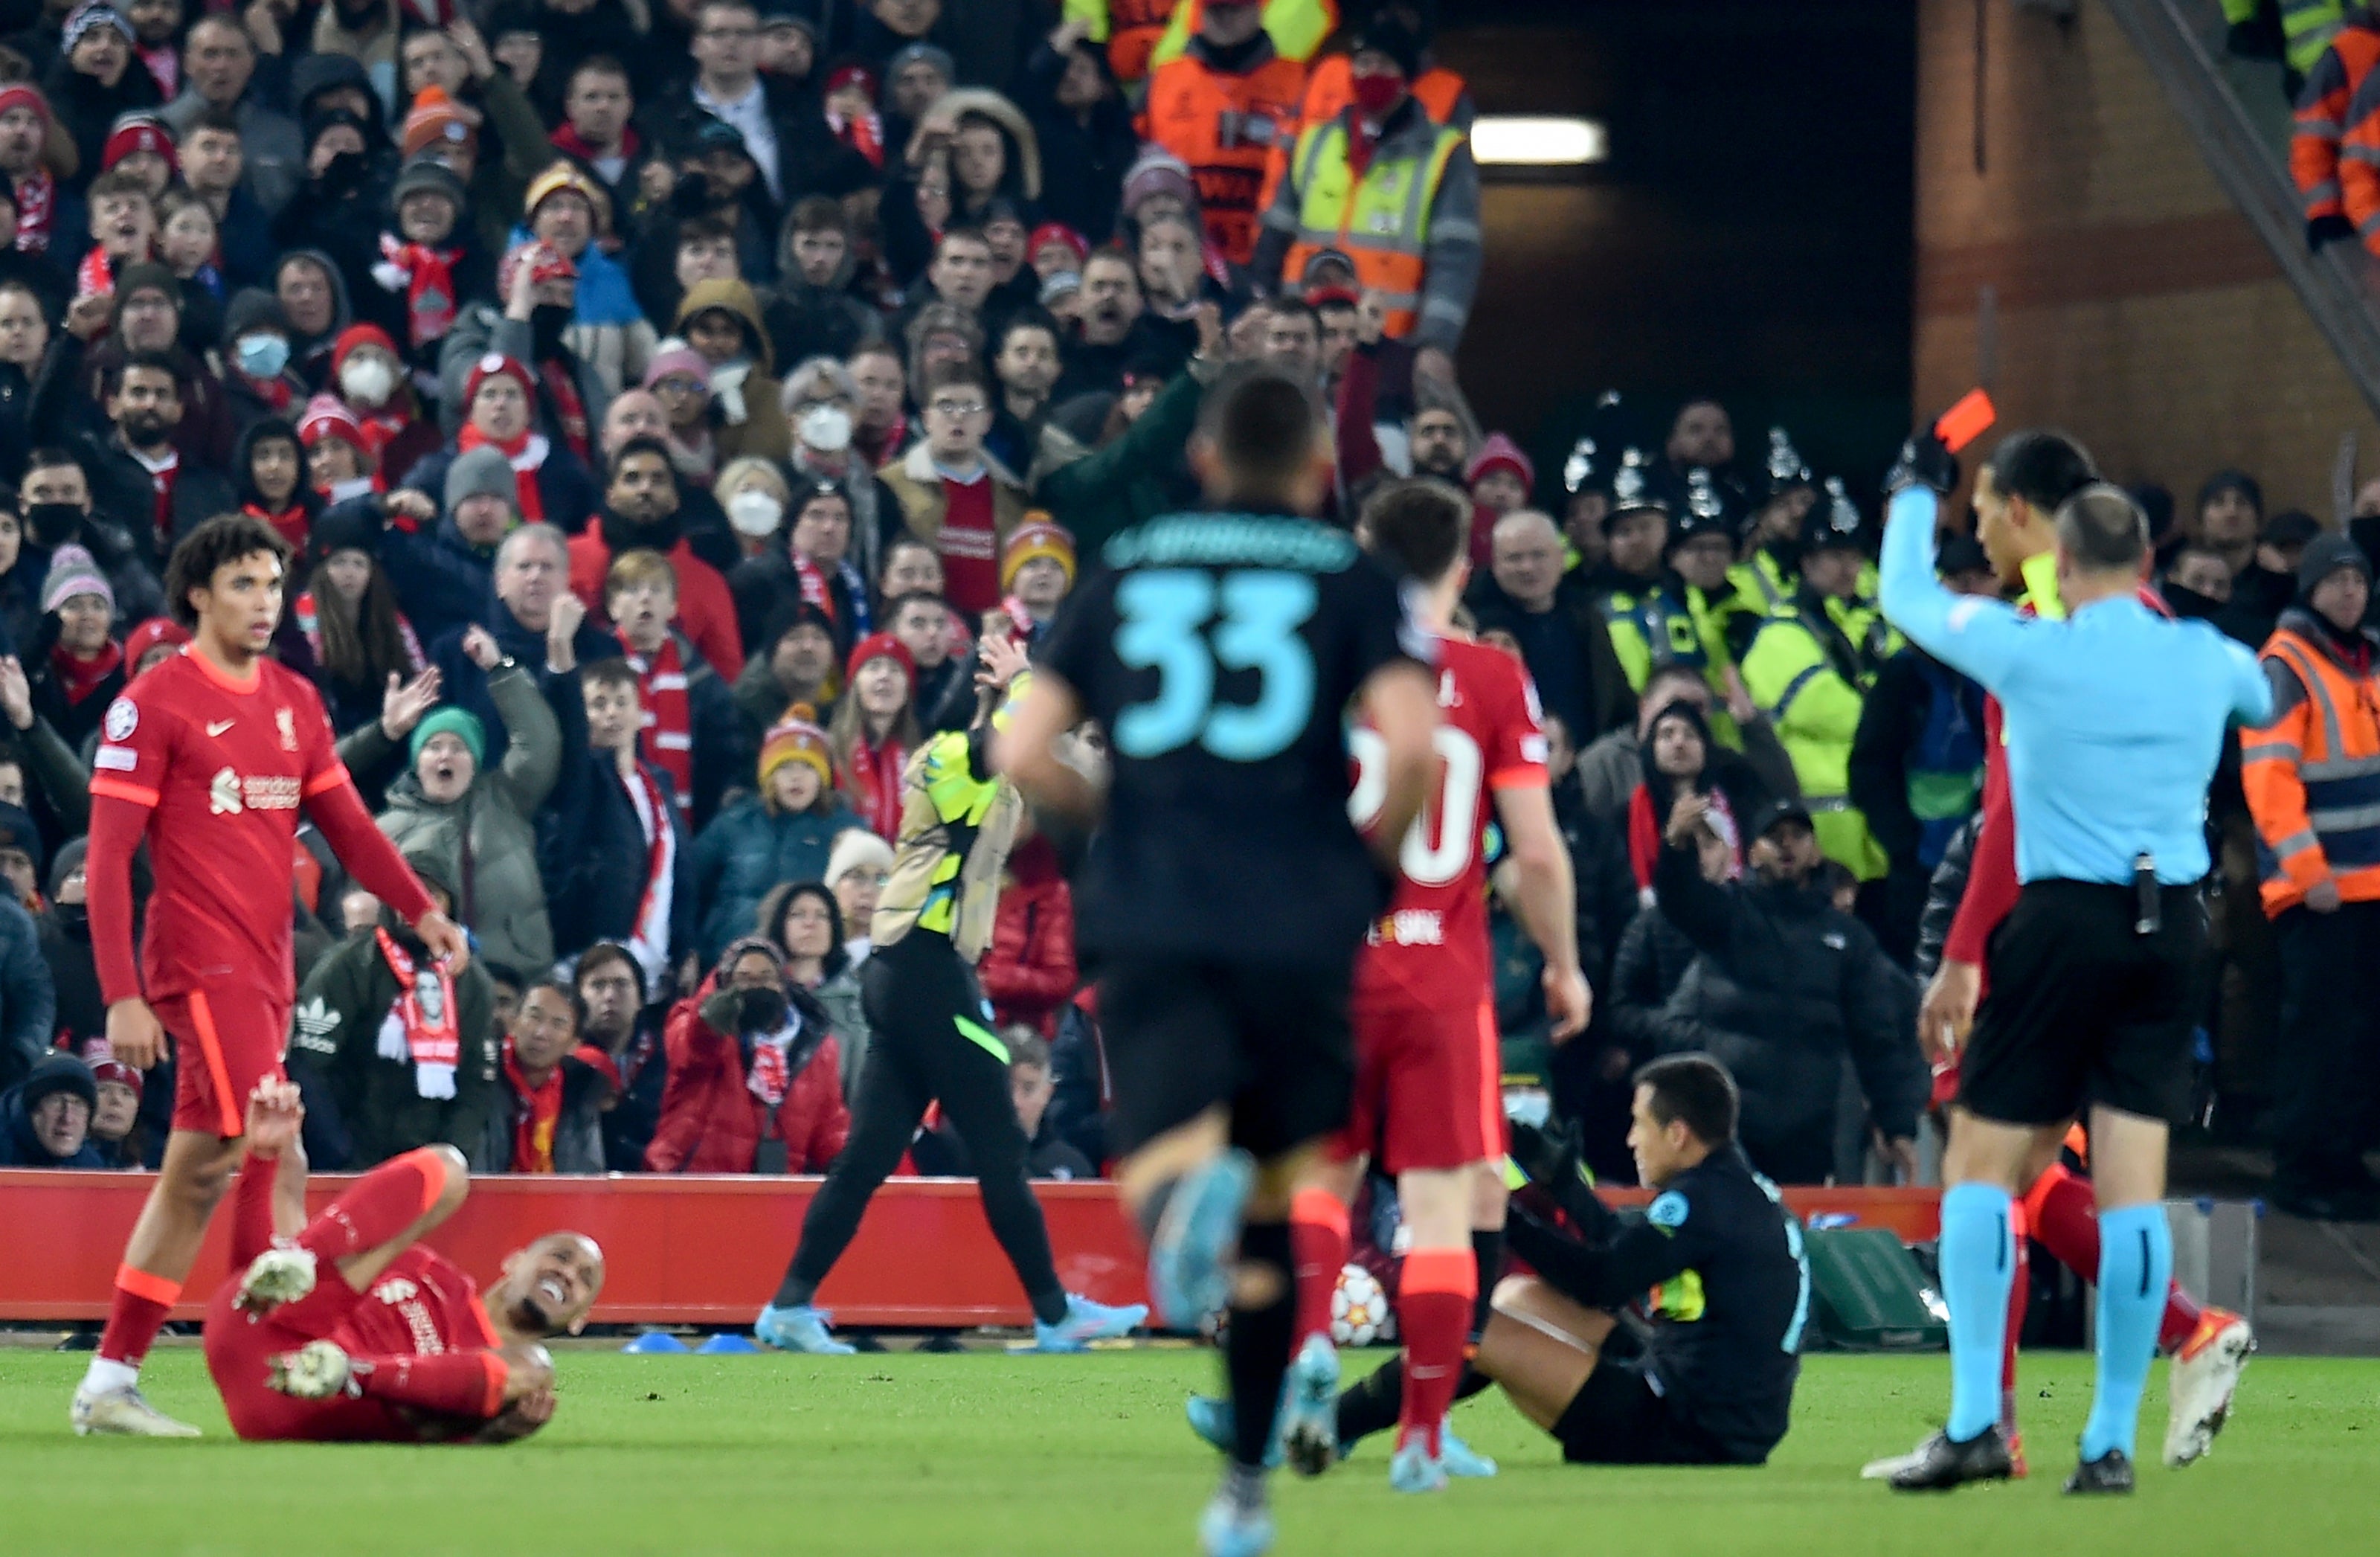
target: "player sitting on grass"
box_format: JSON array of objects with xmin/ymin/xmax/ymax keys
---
[
  {"xmin": 204, "ymin": 1079, "xmax": 605, "ymax": 1443},
  {"xmin": 1462, "ymin": 1053, "xmax": 1806, "ymax": 1467}
]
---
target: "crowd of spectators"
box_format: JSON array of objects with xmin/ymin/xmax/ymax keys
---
[{"xmin": 0, "ymin": 0, "xmax": 2358, "ymax": 1216}]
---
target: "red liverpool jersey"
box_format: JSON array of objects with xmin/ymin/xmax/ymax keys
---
[
  {"xmin": 336, "ymin": 1245, "xmax": 502, "ymax": 1362},
  {"xmin": 89, "ymin": 649, "xmax": 353, "ymax": 1002},
  {"xmin": 1352, "ymin": 638, "xmax": 1549, "ymax": 1006}
]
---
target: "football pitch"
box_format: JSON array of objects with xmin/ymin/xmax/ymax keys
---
[{"xmin": 3, "ymin": 1346, "xmax": 2372, "ymax": 1555}]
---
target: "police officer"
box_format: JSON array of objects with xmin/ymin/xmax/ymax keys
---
[
  {"xmin": 1879, "ymin": 449, "xmax": 2272, "ymax": 1495},
  {"xmin": 1728, "ymin": 428, "xmax": 1821, "ymax": 624},
  {"xmin": 1737, "ymin": 495, "xmax": 1891, "ymax": 886},
  {"xmin": 1455, "ymin": 1053, "xmax": 1809, "ymax": 1466}
]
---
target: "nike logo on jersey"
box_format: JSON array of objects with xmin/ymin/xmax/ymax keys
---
[{"xmin": 205, "ymin": 719, "xmax": 234, "ymax": 736}]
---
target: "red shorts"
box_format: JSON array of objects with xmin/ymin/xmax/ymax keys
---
[
  {"xmin": 1329, "ymin": 993, "xmax": 1504, "ymax": 1174},
  {"xmin": 158, "ymin": 986, "xmax": 290, "ymax": 1138},
  {"xmin": 202, "ymin": 1268, "xmax": 393, "ymax": 1442}
]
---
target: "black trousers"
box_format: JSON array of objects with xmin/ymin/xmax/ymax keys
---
[
  {"xmin": 2273, "ymin": 900, "xmax": 2380, "ymax": 1192},
  {"xmin": 786, "ymin": 934, "xmax": 1066, "ymax": 1320}
]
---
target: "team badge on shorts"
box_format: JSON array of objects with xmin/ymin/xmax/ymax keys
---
[{"xmin": 104, "ymin": 698, "xmax": 138, "ymax": 741}]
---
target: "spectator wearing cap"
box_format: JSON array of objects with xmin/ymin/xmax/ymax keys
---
[
  {"xmin": 567, "ymin": 432, "xmax": 744, "ymax": 678},
  {"xmin": 2222, "ymin": 507, "xmax": 2323, "ymax": 649},
  {"xmin": 439, "ymin": 237, "xmax": 612, "ymax": 469},
  {"xmin": 1028, "ymin": 221, "xmax": 1088, "ymax": 283},
  {"xmin": 599, "ymin": 544, "xmax": 748, "ymax": 826},
  {"xmin": 0, "ymin": 82, "xmax": 87, "ymax": 264},
  {"xmin": 329, "ymin": 323, "xmax": 443, "ymax": 486},
  {"xmin": 730, "ymin": 474, "xmax": 872, "ymax": 658},
  {"xmin": 80, "ymin": 1050, "xmax": 142, "ymax": 1166},
  {"xmin": 643, "ymin": 341, "xmax": 718, "ymax": 480},
  {"xmin": 372, "ymin": 155, "xmax": 485, "ymax": 373},
  {"xmin": 1633, "ymin": 790, "xmax": 1924, "ymax": 1185},
  {"xmin": 829, "ymin": 629, "xmax": 917, "ymax": 839},
  {"xmin": 380, "ymin": 637, "xmax": 563, "ymax": 978},
  {"xmin": 1142, "ymin": 0, "xmax": 1307, "ymax": 266},
  {"xmin": 298, "ymin": 391, "xmax": 379, "ymax": 503},
  {"xmin": 38, "ymin": 838, "xmax": 100, "ymax": 1048},
  {"xmin": 1577, "ymin": 457, "xmax": 1741, "ymax": 733},
  {"xmin": 399, "ymin": 27, "xmax": 559, "ymax": 266},
  {"xmin": 1001, "ymin": 518, "xmax": 1073, "ymax": 631},
  {"xmin": 1728, "ymin": 426, "xmax": 1820, "ymax": 622},
  {"xmin": 286, "ymin": 848, "xmax": 501, "ymax": 1172},
  {"xmin": 1737, "ymin": 492, "xmax": 1892, "ymax": 894},
  {"xmin": 825, "ymin": 824, "xmax": 893, "ymax": 964},
  {"xmin": 1, "ymin": 1050, "xmax": 97, "ymax": 1166},
  {"xmin": 1847, "ymin": 536, "xmax": 1994, "ymax": 965},
  {"xmin": 1652, "ymin": 397, "xmax": 1751, "ymax": 524},
  {"xmin": 671, "ymin": 276, "xmax": 791, "ymax": 464},
  {"xmin": 1017, "ymin": 20, "xmax": 1136, "ymax": 244},
  {"xmin": 1467, "ymin": 431, "xmax": 1533, "ymax": 518},
  {"xmin": 100, "ymin": 111, "xmax": 174, "ymax": 199},
  {"xmin": 25, "ymin": 543, "xmax": 123, "ymax": 750},
  {"xmin": 411, "ymin": 350, "xmax": 601, "ymax": 532},
  {"xmin": 2242, "ymin": 535, "xmax": 2380, "ymax": 1219},
  {"xmin": 1255, "ymin": 11, "xmax": 1478, "ymax": 370},
  {"xmin": 512, "ymin": 160, "xmax": 655, "ymax": 399},
  {"xmin": 643, "ymin": 0, "xmax": 841, "ymax": 207},
  {"xmin": 46, "ymin": 3, "xmax": 164, "ymax": 190},
  {"xmin": 881, "ymin": 38, "xmax": 956, "ymax": 137},
  {"xmin": 692, "ymin": 713, "xmax": 863, "ymax": 963},
  {"xmin": 536, "ymin": 657, "xmax": 696, "ymax": 980}
]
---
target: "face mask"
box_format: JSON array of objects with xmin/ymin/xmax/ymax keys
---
[
  {"xmin": 338, "ymin": 355, "xmax": 395, "ymax": 408},
  {"xmin": 799, "ymin": 404, "xmax": 852, "ymax": 453},
  {"xmin": 1350, "ymin": 69, "xmax": 1404, "ymax": 119},
  {"xmin": 727, "ymin": 489, "xmax": 785, "ymax": 537},
  {"xmin": 25, "ymin": 502, "xmax": 80, "ymax": 547},
  {"xmin": 52, "ymin": 902, "xmax": 86, "ymax": 932},
  {"xmin": 235, "ymin": 333, "xmax": 290, "ymax": 379},
  {"xmin": 2161, "ymin": 584, "xmax": 2224, "ymax": 622}
]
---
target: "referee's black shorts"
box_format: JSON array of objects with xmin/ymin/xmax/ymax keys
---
[
  {"xmin": 1097, "ymin": 957, "xmax": 1355, "ymax": 1162},
  {"xmin": 1959, "ymin": 878, "xmax": 2207, "ymax": 1128}
]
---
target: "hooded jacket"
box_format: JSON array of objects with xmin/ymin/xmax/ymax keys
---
[
  {"xmin": 376, "ymin": 664, "xmax": 562, "ymax": 975},
  {"xmin": 676, "ymin": 279, "xmax": 789, "ymax": 464},
  {"xmin": 1641, "ymin": 835, "xmax": 1926, "ymax": 1186},
  {"xmin": 881, "ymin": 89, "xmax": 1043, "ymax": 284},
  {"xmin": 0, "ymin": 1054, "xmax": 101, "ymax": 1167},
  {"xmin": 274, "ymin": 248, "xmax": 356, "ymax": 391},
  {"xmin": 646, "ymin": 968, "xmax": 848, "ymax": 1172},
  {"xmin": 286, "ymin": 912, "xmax": 501, "ymax": 1170}
]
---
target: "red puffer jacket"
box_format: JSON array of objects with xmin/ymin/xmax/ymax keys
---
[
  {"xmin": 978, "ymin": 835, "xmax": 1078, "ymax": 1038},
  {"xmin": 645, "ymin": 983, "xmax": 849, "ymax": 1173}
]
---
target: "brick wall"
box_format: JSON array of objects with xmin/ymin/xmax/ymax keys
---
[{"xmin": 1914, "ymin": 0, "xmax": 2373, "ymax": 517}]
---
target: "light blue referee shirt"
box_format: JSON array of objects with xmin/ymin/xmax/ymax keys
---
[{"xmin": 1878, "ymin": 487, "xmax": 2274, "ymax": 886}]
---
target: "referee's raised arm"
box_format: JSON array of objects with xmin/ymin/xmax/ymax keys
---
[{"xmin": 1876, "ymin": 484, "xmax": 2034, "ymax": 694}]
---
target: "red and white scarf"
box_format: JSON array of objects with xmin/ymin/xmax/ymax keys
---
[
  {"xmin": 541, "ymin": 359, "xmax": 591, "ymax": 463},
  {"xmin": 374, "ymin": 928, "xmax": 460, "ymax": 1099},
  {"xmin": 746, "ymin": 1025, "xmax": 791, "ymax": 1106},
  {"xmin": 621, "ymin": 763, "xmax": 676, "ymax": 991},
  {"xmin": 14, "ymin": 167, "xmax": 54, "ymax": 254},
  {"xmin": 74, "ymin": 245, "xmax": 116, "ymax": 301},
  {"xmin": 623, "ymin": 632, "xmax": 693, "ymax": 817},
  {"xmin": 376, "ymin": 234, "xmax": 462, "ymax": 350},
  {"xmin": 826, "ymin": 107, "xmax": 884, "ymax": 169},
  {"xmin": 843, "ymin": 732, "xmax": 907, "ymax": 841},
  {"xmin": 454, "ymin": 422, "xmax": 549, "ymax": 523}
]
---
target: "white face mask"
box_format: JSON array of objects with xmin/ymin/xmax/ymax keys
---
[
  {"xmin": 799, "ymin": 404, "xmax": 853, "ymax": 453},
  {"xmin": 727, "ymin": 489, "xmax": 785, "ymax": 537},
  {"xmin": 339, "ymin": 355, "xmax": 396, "ymax": 408}
]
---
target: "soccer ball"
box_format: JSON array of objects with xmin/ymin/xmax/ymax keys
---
[{"xmin": 1330, "ymin": 1263, "xmax": 1397, "ymax": 1347}]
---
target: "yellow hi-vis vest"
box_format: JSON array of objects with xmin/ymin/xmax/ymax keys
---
[{"xmin": 1280, "ymin": 117, "xmax": 1464, "ymax": 339}]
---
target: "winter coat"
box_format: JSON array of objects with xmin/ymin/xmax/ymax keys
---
[
  {"xmin": 355, "ymin": 493, "xmax": 498, "ymax": 647},
  {"xmin": 676, "ymin": 280, "xmax": 790, "ymax": 466},
  {"xmin": 0, "ymin": 1076, "xmax": 103, "ymax": 1166},
  {"xmin": 978, "ymin": 835, "xmax": 1076, "ymax": 1037},
  {"xmin": 567, "ymin": 510, "xmax": 746, "ymax": 681},
  {"xmin": 689, "ymin": 795, "xmax": 865, "ymax": 965},
  {"xmin": 160, "ymin": 89, "xmax": 304, "ymax": 218},
  {"xmin": 1913, "ymin": 814, "xmax": 1979, "ymax": 986},
  {"xmin": 504, "ymin": 223, "xmax": 657, "ymax": 399},
  {"xmin": 1467, "ymin": 567, "xmax": 1639, "ymax": 747},
  {"xmin": 436, "ymin": 305, "xmax": 614, "ymax": 460},
  {"xmin": 727, "ymin": 545, "xmax": 870, "ymax": 663},
  {"xmin": 876, "ymin": 441, "xmax": 1034, "ymax": 603},
  {"xmin": 475, "ymin": 1051, "xmax": 612, "ymax": 1173},
  {"xmin": 1015, "ymin": 36, "xmax": 1138, "ymax": 242},
  {"xmin": 425, "ymin": 598, "xmax": 622, "ymax": 774},
  {"xmin": 376, "ymin": 665, "xmax": 562, "ymax": 976},
  {"xmin": 42, "ymin": 55, "xmax": 161, "ymax": 187},
  {"xmin": 1575, "ymin": 716, "xmax": 1798, "ymax": 833},
  {"xmin": 402, "ymin": 437, "xmax": 602, "ymax": 539},
  {"xmin": 538, "ymin": 736, "xmax": 697, "ymax": 971},
  {"xmin": 36, "ymin": 905, "xmax": 103, "ymax": 1056},
  {"xmin": 1643, "ymin": 836, "xmax": 1926, "ymax": 1185},
  {"xmin": 0, "ymin": 896, "xmax": 54, "ymax": 1093},
  {"xmin": 646, "ymin": 982, "xmax": 849, "ymax": 1172},
  {"xmin": 1034, "ymin": 365, "xmax": 1207, "ymax": 554},
  {"xmin": 76, "ymin": 339, "xmax": 237, "ymax": 473},
  {"xmin": 813, "ymin": 960, "xmax": 869, "ymax": 1095},
  {"xmin": 596, "ymin": 1013, "xmax": 669, "ymax": 1172},
  {"xmin": 285, "ymin": 927, "xmax": 501, "ymax": 1170}
]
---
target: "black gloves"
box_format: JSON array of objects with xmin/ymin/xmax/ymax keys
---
[
  {"xmin": 1884, "ymin": 428, "xmax": 1958, "ymax": 499},
  {"xmin": 2310, "ymin": 213, "xmax": 2358, "ymax": 251},
  {"xmin": 701, "ymin": 983, "xmax": 791, "ymax": 1036}
]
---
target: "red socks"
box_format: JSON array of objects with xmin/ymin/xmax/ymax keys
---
[
  {"xmin": 97, "ymin": 1264, "xmax": 180, "ymax": 1366},
  {"xmin": 1396, "ymin": 1247, "xmax": 1477, "ymax": 1457},
  {"xmin": 357, "ymin": 1349, "xmax": 508, "ymax": 1420},
  {"xmin": 2024, "ymin": 1160, "xmax": 2203, "ymax": 1354},
  {"xmin": 298, "ymin": 1147, "xmax": 451, "ymax": 1265},
  {"xmin": 1998, "ymin": 1202, "xmax": 2029, "ymax": 1434},
  {"xmin": 1288, "ymin": 1187, "xmax": 1351, "ymax": 1351}
]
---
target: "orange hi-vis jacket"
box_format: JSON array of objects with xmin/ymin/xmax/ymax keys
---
[
  {"xmin": 2294, "ymin": 8, "xmax": 2380, "ymax": 224},
  {"xmin": 2242, "ymin": 615, "xmax": 2380, "ymax": 914},
  {"xmin": 1069, "ymin": 0, "xmax": 1337, "ymax": 87},
  {"xmin": 1140, "ymin": 36, "xmax": 1308, "ymax": 264},
  {"xmin": 1295, "ymin": 54, "xmax": 1471, "ymax": 138}
]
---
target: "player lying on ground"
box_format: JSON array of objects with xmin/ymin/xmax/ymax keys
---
[
  {"xmin": 1184, "ymin": 478, "xmax": 1591, "ymax": 1493},
  {"xmin": 205, "ymin": 1080, "xmax": 604, "ymax": 1442},
  {"xmin": 75, "ymin": 514, "xmax": 467, "ymax": 1436},
  {"xmin": 1881, "ymin": 431, "xmax": 2250, "ymax": 1480}
]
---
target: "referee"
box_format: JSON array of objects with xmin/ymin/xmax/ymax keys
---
[{"xmin": 1876, "ymin": 441, "xmax": 2271, "ymax": 1494}]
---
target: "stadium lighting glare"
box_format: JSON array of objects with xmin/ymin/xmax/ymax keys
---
[{"xmin": 1470, "ymin": 116, "xmax": 1607, "ymax": 167}]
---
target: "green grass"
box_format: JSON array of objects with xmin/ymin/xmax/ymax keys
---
[{"xmin": 2, "ymin": 1347, "xmax": 2373, "ymax": 1554}]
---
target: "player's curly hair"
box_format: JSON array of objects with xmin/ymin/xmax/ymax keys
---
[{"xmin": 162, "ymin": 513, "xmax": 293, "ymax": 629}]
